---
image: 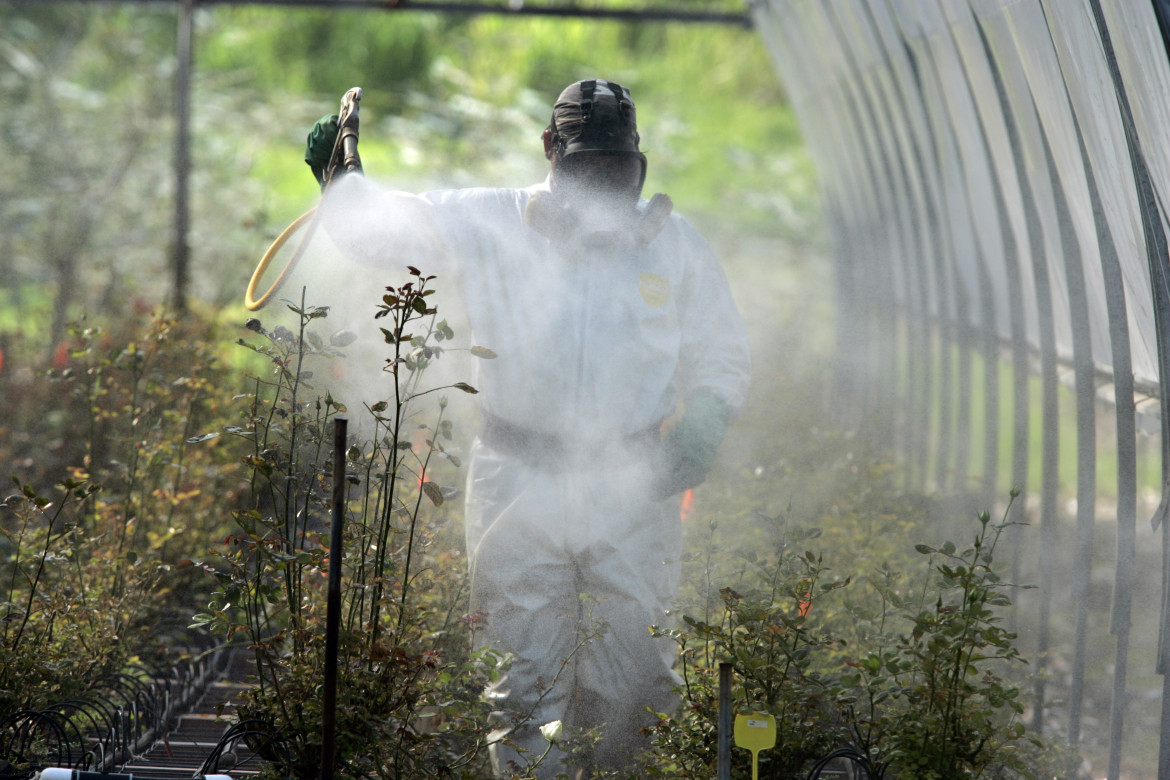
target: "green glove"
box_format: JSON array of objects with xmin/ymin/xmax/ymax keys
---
[
  {"xmin": 304, "ymin": 113, "xmax": 340, "ymax": 187},
  {"xmin": 655, "ymin": 390, "xmax": 731, "ymax": 499}
]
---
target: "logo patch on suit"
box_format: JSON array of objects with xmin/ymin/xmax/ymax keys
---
[{"xmin": 639, "ymin": 273, "xmax": 670, "ymax": 308}]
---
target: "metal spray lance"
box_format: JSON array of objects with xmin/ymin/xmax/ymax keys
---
[{"xmin": 245, "ymin": 86, "xmax": 362, "ymax": 311}]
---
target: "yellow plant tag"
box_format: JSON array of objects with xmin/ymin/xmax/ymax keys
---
[
  {"xmin": 734, "ymin": 712, "xmax": 776, "ymax": 751},
  {"xmin": 734, "ymin": 712, "xmax": 776, "ymax": 780}
]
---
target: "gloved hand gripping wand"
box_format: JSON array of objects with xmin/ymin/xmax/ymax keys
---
[{"xmin": 245, "ymin": 87, "xmax": 362, "ymax": 311}]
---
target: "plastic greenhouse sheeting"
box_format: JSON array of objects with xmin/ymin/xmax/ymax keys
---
[{"xmin": 751, "ymin": 1, "xmax": 1170, "ymax": 777}]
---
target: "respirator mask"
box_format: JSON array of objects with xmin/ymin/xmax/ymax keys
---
[{"xmin": 527, "ymin": 79, "xmax": 671, "ymax": 256}]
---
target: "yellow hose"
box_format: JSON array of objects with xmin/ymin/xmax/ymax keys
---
[
  {"xmin": 248, "ymin": 88, "xmax": 363, "ymax": 311},
  {"xmin": 244, "ymin": 207, "xmax": 321, "ymax": 311}
]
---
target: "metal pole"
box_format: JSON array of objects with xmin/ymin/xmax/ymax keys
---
[
  {"xmin": 1084, "ymin": 3, "xmax": 1167, "ymax": 775},
  {"xmin": 15, "ymin": 0, "xmax": 754, "ymax": 28},
  {"xmin": 320, "ymin": 417, "xmax": 348, "ymax": 780},
  {"xmin": 1065, "ymin": 117, "xmax": 1116, "ymax": 750},
  {"xmin": 972, "ymin": 19, "xmax": 1032, "ymax": 612},
  {"xmin": 717, "ymin": 661, "xmax": 732, "ymax": 780},
  {"xmin": 172, "ymin": 0, "xmax": 192, "ymax": 314}
]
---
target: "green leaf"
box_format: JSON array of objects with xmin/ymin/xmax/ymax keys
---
[
  {"xmin": 422, "ymin": 481, "xmax": 444, "ymax": 506},
  {"xmin": 470, "ymin": 345, "xmax": 498, "ymax": 359}
]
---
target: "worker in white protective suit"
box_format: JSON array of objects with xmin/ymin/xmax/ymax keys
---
[{"xmin": 305, "ymin": 79, "xmax": 751, "ymax": 777}]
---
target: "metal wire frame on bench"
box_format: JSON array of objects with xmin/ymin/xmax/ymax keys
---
[{"xmin": 0, "ymin": 639, "xmax": 227, "ymax": 778}]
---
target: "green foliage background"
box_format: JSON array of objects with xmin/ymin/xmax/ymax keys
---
[{"xmin": 0, "ymin": 1, "xmax": 820, "ymax": 352}]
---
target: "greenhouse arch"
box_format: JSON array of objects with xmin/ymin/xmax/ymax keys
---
[{"xmin": 750, "ymin": 1, "xmax": 1170, "ymax": 777}]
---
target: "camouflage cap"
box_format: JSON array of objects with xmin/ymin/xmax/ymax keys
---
[{"xmin": 548, "ymin": 79, "xmax": 642, "ymax": 158}]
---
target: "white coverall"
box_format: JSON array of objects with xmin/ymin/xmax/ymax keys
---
[{"xmin": 322, "ymin": 174, "xmax": 751, "ymax": 775}]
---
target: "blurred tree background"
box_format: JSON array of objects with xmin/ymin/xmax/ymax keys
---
[{"xmin": 0, "ymin": 0, "xmax": 819, "ymax": 360}]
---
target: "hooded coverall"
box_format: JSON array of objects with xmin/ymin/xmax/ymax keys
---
[{"xmin": 321, "ymin": 173, "xmax": 751, "ymax": 776}]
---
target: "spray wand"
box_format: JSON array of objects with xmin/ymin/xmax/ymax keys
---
[
  {"xmin": 331, "ymin": 86, "xmax": 363, "ymax": 181},
  {"xmin": 245, "ymin": 87, "xmax": 362, "ymax": 311}
]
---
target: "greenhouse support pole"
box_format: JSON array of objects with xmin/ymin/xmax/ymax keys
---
[
  {"xmin": 321, "ymin": 417, "xmax": 348, "ymax": 780},
  {"xmin": 1146, "ymin": 6, "xmax": 1170, "ymax": 780},
  {"xmin": 1067, "ymin": 111, "xmax": 1130, "ymax": 751},
  {"xmin": 172, "ymin": 0, "xmax": 192, "ymax": 314},
  {"xmin": 1086, "ymin": 3, "xmax": 1169, "ymax": 776},
  {"xmin": 717, "ymin": 662, "xmax": 732, "ymax": 780}
]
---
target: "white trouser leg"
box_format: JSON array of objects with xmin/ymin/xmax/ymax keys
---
[{"xmin": 465, "ymin": 439, "xmax": 682, "ymax": 778}]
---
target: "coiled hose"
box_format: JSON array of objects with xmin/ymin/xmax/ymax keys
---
[{"xmin": 245, "ymin": 87, "xmax": 362, "ymax": 311}]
